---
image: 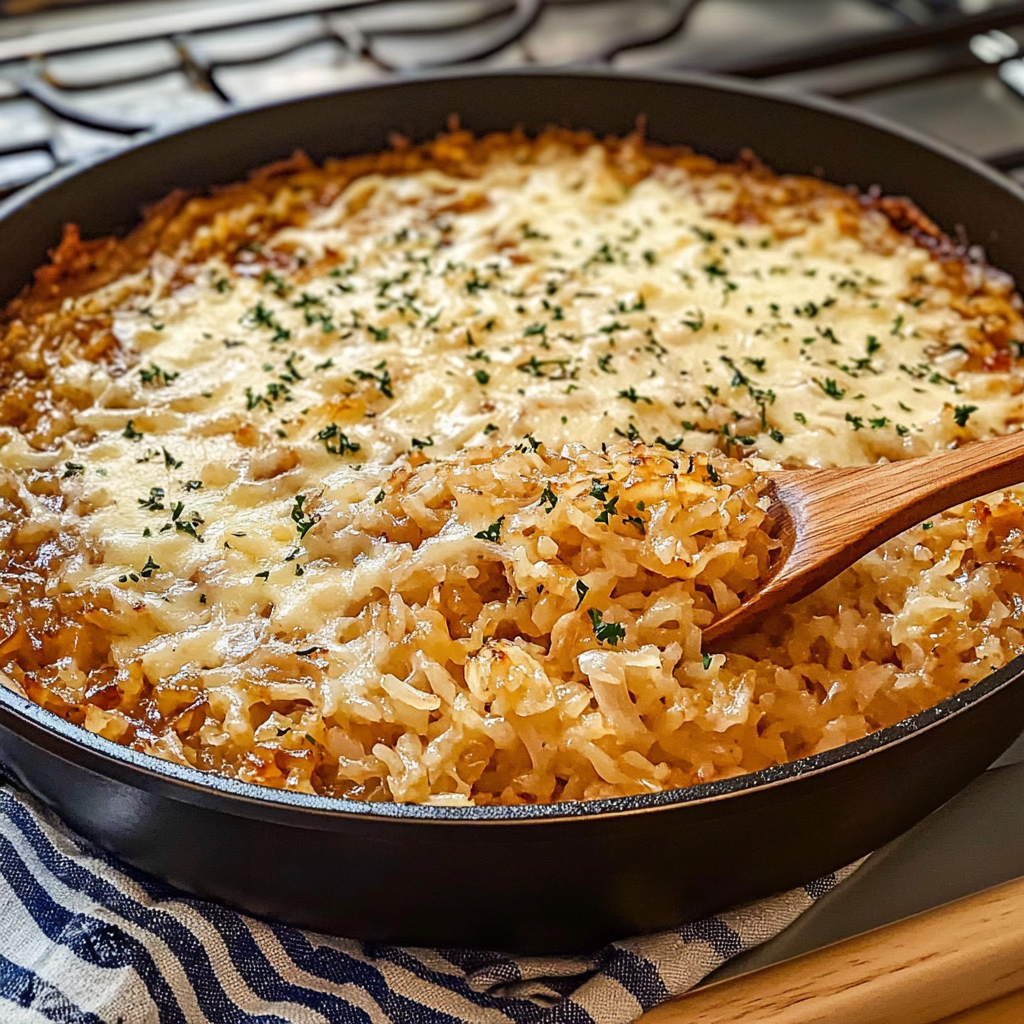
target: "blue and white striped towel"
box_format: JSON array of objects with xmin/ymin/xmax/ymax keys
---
[{"xmin": 0, "ymin": 772, "xmax": 859, "ymax": 1024}]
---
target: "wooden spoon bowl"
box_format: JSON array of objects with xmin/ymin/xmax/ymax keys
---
[{"xmin": 703, "ymin": 430, "xmax": 1024, "ymax": 646}]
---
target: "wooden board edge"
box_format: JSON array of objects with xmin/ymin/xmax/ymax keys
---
[{"xmin": 639, "ymin": 874, "xmax": 1024, "ymax": 1024}]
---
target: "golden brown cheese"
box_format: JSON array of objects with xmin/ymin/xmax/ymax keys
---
[{"xmin": 2, "ymin": 128, "xmax": 1024, "ymax": 804}]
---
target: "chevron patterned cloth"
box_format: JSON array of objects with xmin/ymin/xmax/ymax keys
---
[{"xmin": 0, "ymin": 775, "xmax": 860, "ymax": 1024}]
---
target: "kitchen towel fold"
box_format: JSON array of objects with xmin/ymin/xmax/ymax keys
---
[{"xmin": 0, "ymin": 777, "xmax": 859, "ymax": 1024}]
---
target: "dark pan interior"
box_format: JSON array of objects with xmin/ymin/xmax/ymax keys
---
[{"xmin": 2, "ymin": 70, "xmax": 1024, "ymax": 951}]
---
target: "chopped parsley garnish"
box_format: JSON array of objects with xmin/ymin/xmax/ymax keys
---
[
  {"xmin": 575, "ymin": 580, "xmax": 589, "ymax": 608},
  {"xmin": 474, "ymin": 369, "xmax": 490, "ymax": 385},
  {"xmin": 474, "ymin": 516, "xmax": 504, "ymax": 542},
  {"xmin": 304, "ymin": 310, "xmax": 335, "ymax": 333},
  {"xmin": 517, "ymin": 355, "xmax": 571, "ymax": 378},
  {"xmin": 184, "ymin": 480, "xmax": 203, "ymax": 492},
  {"xmin": 255, "ymin": 570, "xmax": 270, "ymax": 581},
  {"xmin": 819, "ymin": 378, "xmax": 846, "ymax": 400},
  {"xmin": 245, "ymin": 386, "xmax": 266, "ymax": 412},
  {"xmin": 261, "ymin": 270, "xmax": 290, "ymax": 296},
  {"xmin": 701, "ymin": 653, "xmax": 712, "ymax": 670},
  {"xmin": 139, "ymin": 555, "xmax": 160, "ymax": 578},
  {"xmin": 175, "ymin": 514, "xmax": 204, "ymax": 541},
  {"xmin": 163, "ymin": 448, "xmax": 183, "ymax": 470},
  {"xmin": 243, "ymin": 301, "xmax": 290, "ymax": 342},
  {"xmin": 465, "ymin": 268, "xmax": 491, "ymax": 294},
  {"xmin": 280, "ymin": 352, "xmax": 304, "ymax": 383},
  {"xmin": 138, "ymin": 488, "xmax": 166, "ymax": 511},
  {"xmin": 353, "ymin": 364, "xmax": 394, "ymax": 399},
  {"xmin": 139, "ymin": 363, "xmax": 179, "ymax": 386},
  {"xmin": 953, "ymin": 404, "xmax": 978, "ymax": 428},
  {"xmin": 291, "ymin": 494, "xmax": 316, "ymax": 539},
  {"xmin": 617, "ymin": 386, "xmax": 652, "ymax": 405},
  {"xmin": 655, "ymin": 435, "xmax": 685, "ymax": 451},
  {"xmin": 595, "ymin": 496, "xmax": 619, "ymax": 524},
  {"xmin": 411, "ymin": 435, "xmax": 434, "ymax": 449},
  {"xmin": 588, "ymin": 608, "xmax": 626, "ymax": 646},
  {"xmin": 63, "ymin": 462, "xmax": 84, "ymax": 478},
  {"xmin": 374, "ymin": 489, "xmax": 385, "ymax": 504},
  {"xmin": 123, "ymin": 420, "xmax": 144, "ymax": 441},
  {"xmin": 681, "ymin": 310, "xmax": 705, "ymax": 332},
  {"xmin": 540, "ymin": 486, "xmax": 558, "ymax": 513},
  {"xmin": 316, "ymin": 423, "xmax": 361, "ymax": 456}
]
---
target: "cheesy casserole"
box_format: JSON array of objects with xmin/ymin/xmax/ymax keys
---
[{"xmin": 2, "ymin": 128, "xmax": 1023, "ymax": 804}]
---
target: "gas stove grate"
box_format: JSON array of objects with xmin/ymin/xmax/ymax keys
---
[{"xmin": 3, "ymin": 0, "xmax": 1024, "ymax": 198}]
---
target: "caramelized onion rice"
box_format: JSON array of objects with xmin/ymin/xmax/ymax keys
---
[{"xmin": 3, "ymin": 128, "xmax": 1024, "ymax": 804}]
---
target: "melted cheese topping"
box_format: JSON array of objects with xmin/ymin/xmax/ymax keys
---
[{"xmin": 2, "ymin": 130, "xmax": 1024, "ymax": 801}]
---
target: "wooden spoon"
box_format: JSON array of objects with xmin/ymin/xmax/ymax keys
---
[{"xmin": 702, "ymin": 430, "xmax": 1024, "ymax": 646}]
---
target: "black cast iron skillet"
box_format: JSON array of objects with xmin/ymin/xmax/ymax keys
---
[{"xmin": 2, "ymin": 70, "xmax": 1024, "ymax": 954}]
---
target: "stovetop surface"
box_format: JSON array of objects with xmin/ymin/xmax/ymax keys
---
[
  {"xmin": 5, "ymin": 1, "xmax": 1024, "ymax": 192},
  {"xmin": 1, "ymin": 0, "xmax": 1022, "ymax": 975}
]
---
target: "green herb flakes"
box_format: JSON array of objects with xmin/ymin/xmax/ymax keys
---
[
  {"xmin": 316, "ymin": 424, "xmax": 361, "ymax": 456},
  {"xmin": 953, "ymin": 404, "xmax": 978, "ymax": 428},
  {"xmin": 474, "ymin": 516, "xmax": 505, "ymax": 542},
  {"xmin": 588, "ymin": 608, "xmax": 626, "ymax": 646}
]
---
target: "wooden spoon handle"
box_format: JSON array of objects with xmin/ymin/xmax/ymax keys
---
[
  {"xmin": 786, "ymin": 427, "xmax": 1024, "ymax": 551},
  {"xmin": 703, "ymin": 430, "xmax": 1024, "ymax": 645}
]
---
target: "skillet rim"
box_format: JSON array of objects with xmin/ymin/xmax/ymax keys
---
[
  {"xmin": 2, "ymin": 65, "xmax": 1023, "ymax": 825},
  {"xmin": 2, "ymin": 653, "xmax": 1023, "ymax": 823}
]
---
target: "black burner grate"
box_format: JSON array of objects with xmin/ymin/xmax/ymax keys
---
[{"xmin": 2, "ymin": 0, "xmax": 1024, "ymax": 197}]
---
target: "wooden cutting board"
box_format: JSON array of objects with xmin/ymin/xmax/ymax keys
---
[{"xmin": 639, "ymin": 874, "xmax": 1024, "ymax": 1024}]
